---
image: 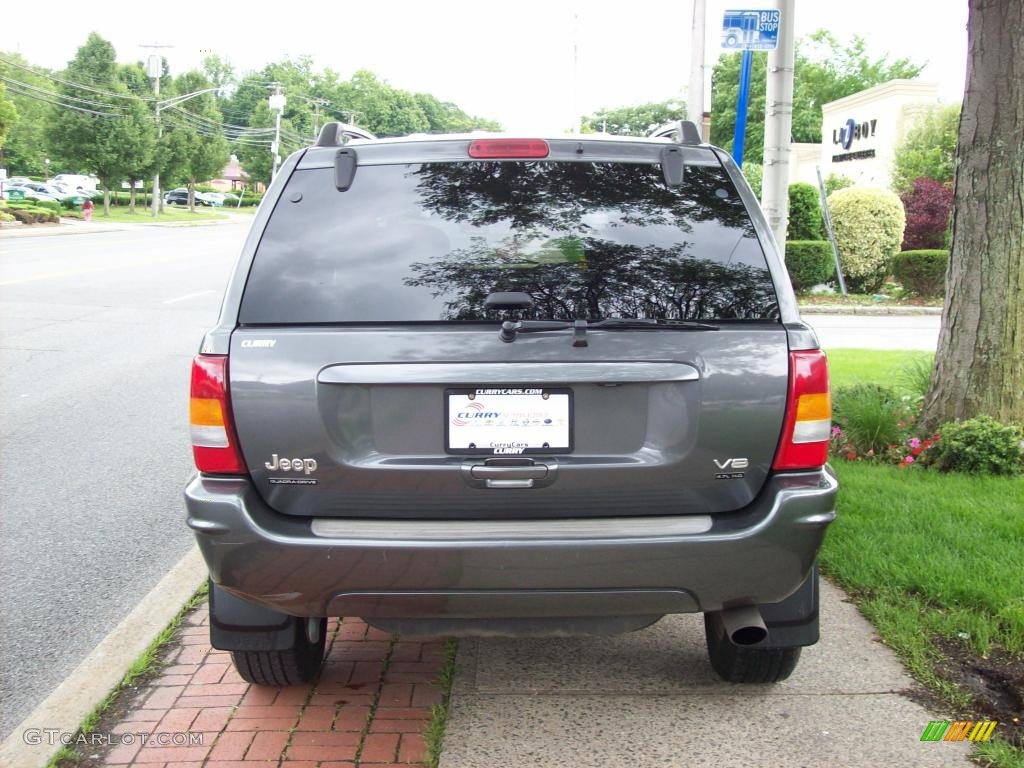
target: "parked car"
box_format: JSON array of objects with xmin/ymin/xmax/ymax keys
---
[
  {"xmin": 186, "ymin": 126, "xmax": 837, "ymax": 688},
  {"xmin": 164, "ymin": 188, "xmax": 213, "ymax": 207},
  {"xmin": 7, "ymin": 182, "xmax": 65, "ymax": 202},
  {"xmin": 199, "ymin": 192, "xmax": 240, "ymax": 207}
]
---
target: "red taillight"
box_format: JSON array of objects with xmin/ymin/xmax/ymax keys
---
[
  {"xmin": 468, "ymin": 139, "xmax": 550, "ymax": 159},
  {"xmin": 190, "ymin": 354, "xmax": 245, "ymax": 474},
  {"xmin": 773, "ymin": 349, "xmax": 832, "ymax": 470}
]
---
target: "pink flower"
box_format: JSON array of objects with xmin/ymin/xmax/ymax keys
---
[
  {"xmin": 831, "ymin": 426, "xmax": 842, "ymax": 437},
  {"xmin": 904, "ymin": 455, "xmax": 915, "ymax": 464},
  {"xmin": 909, "ymin": 437, "xmax": 921, "ymax": 449}
]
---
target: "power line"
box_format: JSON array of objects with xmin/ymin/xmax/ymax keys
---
[
  {"xmin": 0, "ymin": 75, "xmax": 131, "ymax": 112},
  {"xmin": 0, "ymin": 55, "xmax": 153, "ymax": 100},
  {"xmin": 0, "ymin": 79, "xmax": 127, "ymax": 117}
]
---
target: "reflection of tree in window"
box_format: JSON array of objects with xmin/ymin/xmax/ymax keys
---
[
  {"xmin": 405, "ymin": 238, "xmax": 779, "ymax": 321},
  {"xmin": 410, "ymin": 162, "xmax": 756, "ymax": 234}
]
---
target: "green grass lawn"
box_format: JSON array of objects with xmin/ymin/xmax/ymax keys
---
[
  {"xmin": 821, "ymin": 349, "xmax": 1023, "ymax": 764},
  {"xmin": 86, "ymin": 206, "xmax": 228, "ymax": 224},
  {"xmin": 826, "ymin": 348, "xmax": 934, "ymax": 392}
]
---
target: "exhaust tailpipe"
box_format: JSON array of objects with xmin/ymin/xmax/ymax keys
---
[{"xmin": 720, "ymin": 605, "xmax": 768, "ymax": 645}]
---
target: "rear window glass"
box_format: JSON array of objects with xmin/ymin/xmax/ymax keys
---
[{"xmin": 239, "ymin": 161, "xmax": 779, "ymax": 324}]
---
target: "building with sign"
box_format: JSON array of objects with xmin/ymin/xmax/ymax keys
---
[{"xmin": 788, "ymin": 79, "xmax": 944, "ymax": 188}]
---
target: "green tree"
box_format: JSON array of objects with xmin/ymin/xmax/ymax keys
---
[
  {"xmin": 232, "ymin": 100, "xmax": 276, "ymax": 187},
  {"xmin": 0, "ymin": 81, "xmax": 17, "ymax": 155},
  {"xmin": 711, "ymin": 31, "xmax": 923, "ymax": 164},
  {"xmin": 581, "ymin": 99, "xmax": 686, "ymax": 136},
  {"xmin": 412, "ymin": 92, "xmax": 500, "ymax": 133},
  {"xmin": 219, "ymin": 62, "xmax": 502, "ymax": 183},
  {"xmin": 891, "ymin": 104, "xmax": 960, "ymax": 192},
  {"xmin": 46, "ymin": 34, "xmax": 156, "ymax": 215},
  {"xmin": 118, "ymin": 62, "xmax": 157, "ymax": 212},
  {"xmin": 792, "ymin": 32, "xmax": 922, "ymax": 142},
  {"xmin": 0, "ymin": 52, "xmax": 53, "ymax": 175},
  {"xmin": 787, "ymin": 182, "xmax": 823, "ymax": 240},
  {"xmin": 336, "ymin": 70, "xmax": 429, "ymax": 136},
  {"xmin": 201, "ymin": 55, "xmax": 235, "ymax": 91},
  {"xmin": 164, "ymin": 71, "xmax": 229, "ymax": 211}
]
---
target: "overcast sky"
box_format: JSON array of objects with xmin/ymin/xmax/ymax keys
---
[{"xmin": 5, "ymin": 0, "xmax": 968, "ymax": 132}]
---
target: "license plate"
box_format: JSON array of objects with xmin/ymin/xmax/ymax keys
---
[{"xmin": 446, "ymin": 388, "xmax": 573, "ymax": 455}]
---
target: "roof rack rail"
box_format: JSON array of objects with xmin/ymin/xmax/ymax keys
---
[
  {"xmin": 315, "ymin": 122, "xmax": 377, "ymax": 147},
  {"xmin": 649, "ymin": 120, "xmax": 702, "ymax": 145}
]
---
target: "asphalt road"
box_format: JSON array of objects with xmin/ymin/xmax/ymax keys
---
[
  {"xmin": 0, "ymin": 223, "xmax": 247, "ymax": 738},
  {"xmin": 805, "ymin": 313, "xmax": 940, "ymax": 350}
]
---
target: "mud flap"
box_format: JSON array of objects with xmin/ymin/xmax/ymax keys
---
[
  {"xmin": 208, "ymin": 581, "xmax": 304, "ymax": 652},
  {"xmin": 755, "ymin": 563, "xmax": 819, "ymax": 649}
]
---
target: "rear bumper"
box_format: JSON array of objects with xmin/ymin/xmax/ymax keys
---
[{"xmin": 185, "ymin": 468, "xmax": 837, "ymax": 619}]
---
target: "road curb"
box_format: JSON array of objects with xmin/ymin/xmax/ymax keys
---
[
  {"xmin": 799, "ymin": 305, "xmax": 943, "ymax": 316},
  {"xmin": 0, "ymin": 547, "xmax": 207, "ymax": 768},
  {"xmin": 0, "ymin": 218, "xmax": 242, "ymax": 239}
]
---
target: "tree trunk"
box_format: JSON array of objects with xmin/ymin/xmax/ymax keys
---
[
  {"xmin": 188, "ymin": 180, "xmax": 195, "ymax": 214},
  {"xmin": 129, "ymin": 184, "xmax": 137, "ymax": 213},
  {"xmin": 102, "ymin": 184, "xmax": 111, "ymax": 217},
  {"xmin": 920, "ymin": 0, "xmax": 1024, "ymax": 429}
]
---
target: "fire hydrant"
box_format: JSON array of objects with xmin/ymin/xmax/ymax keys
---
[{"xmin": 82, "ymin": 198, "xmax": 94, "ymax": 222}]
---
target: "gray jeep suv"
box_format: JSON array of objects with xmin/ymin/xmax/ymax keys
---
[{"xmin": 186, "ymin": 122, "xmax": 837, "ymax": 687}]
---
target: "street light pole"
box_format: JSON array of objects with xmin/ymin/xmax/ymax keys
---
[
  {"xmin": 152, "ymin": 94, "xmax": 162, "ymax": 217},
  {"xmin": 141, "ymin": 45, "xmax": 172, "ymax": 217},
  {"xmin": 268, "ymin": 86, "xmax": 286, "ymax": 180},
  {"xmin": 147, "ymin": 85, "xmax": 224, "ymax": 216}
]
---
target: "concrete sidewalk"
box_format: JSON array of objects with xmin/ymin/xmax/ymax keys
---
[{"xmin": 440, "ymin": 579, "xmax": 972, "ymax": 768}]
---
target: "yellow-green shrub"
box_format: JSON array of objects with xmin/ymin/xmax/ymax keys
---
[{"xmin": 827, "ymin": 187, "xmax": 906, "ymax": 293}]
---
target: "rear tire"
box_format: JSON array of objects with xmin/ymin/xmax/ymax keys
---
[
  {"xmin": 704, "ymin": 612, "xmax": 801, "ymax": 683},
  {"xmin": 231, "ymin": 618, "xmax": 327, "ymax": 686}
]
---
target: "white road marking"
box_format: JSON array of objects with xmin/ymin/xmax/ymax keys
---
[{"xmin": 162, "ymin": 290, "xmax": 216, "ymax": 304}]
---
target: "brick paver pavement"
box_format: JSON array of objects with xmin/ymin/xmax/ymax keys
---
[{"xmin": 92, "ymin": 605, "xmax": 445, "ymax": 768}]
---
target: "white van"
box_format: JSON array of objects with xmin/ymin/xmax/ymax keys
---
[{"xmin": 52, "ymin": 174, "xmax": 99, "ymax": 193}]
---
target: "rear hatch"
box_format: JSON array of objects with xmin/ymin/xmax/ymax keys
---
[{"xmin": 229, "ymin": 143, "xmax": 789, "ymax": 519}]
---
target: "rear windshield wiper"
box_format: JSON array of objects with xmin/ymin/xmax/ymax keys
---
[
  {"xmin": 499, "ymin": 318, "xmax": 717, "ymax": 346},
  {"xmin": 590, "ymin": 318, "xmax": 719, "ymax": 331}
]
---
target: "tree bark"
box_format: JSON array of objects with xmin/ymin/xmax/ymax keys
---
[
  {"xmin": 129, "ymin": 183, "xmax": 136, "ymax": 214},
  {"xmin": 102, "ymin": 183, "xmax": 111, "ymax": 217},
  {"xmin": 921, "ymin": 0, "xmax": 1024, "ymax": 429}
]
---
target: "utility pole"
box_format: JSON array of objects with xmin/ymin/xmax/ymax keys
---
[
  {"xmin": 762, "ymin": 0, "xmax": 796, "ymax": 257},
  {"xmin": 268, "ymin": 84, "xmax": 286, "ymax": 180},
  {"xmin": 688, "ymin": 0, "xmax": 706, "ymax": 129},
  {"xmin": 310, "ymin": 98, "xmax": 328, "ymax": 141},
  {"xmin": 141, "ymin": 43, "xmax": 172, "ymax": 217}
]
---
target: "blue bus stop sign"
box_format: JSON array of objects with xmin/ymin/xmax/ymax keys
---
[{"xmin": 722, "ymin": 9, "xmax": 781, "ymax": 51}]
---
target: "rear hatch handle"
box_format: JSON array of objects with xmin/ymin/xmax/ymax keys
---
[{"xmin": 462, "ymin": 458, "xmax": 558, "ymax": 489}]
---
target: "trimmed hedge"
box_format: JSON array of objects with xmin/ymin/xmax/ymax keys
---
[
  {"xmin": 786, "ymin": 241, "xmax": 835, "ymax": 291},
  {"xmin": 3, "ymin": 204, "xmax": 60, "ymax": 224},
  {"xmin": 787, "ymin": 183, "xmax": 824, "ymax": 240},
  {"xmin": 27, "ymin": 199, "xmax": 61, "ymax": 214},
  {"xmin": 827, "ymin": 187, "xmax": 906, "ymax": 294},
  {"xmin": 891, "ymin": 250, "xmax": 948, "ymax": 297}
]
